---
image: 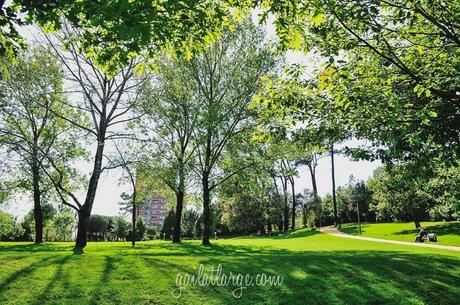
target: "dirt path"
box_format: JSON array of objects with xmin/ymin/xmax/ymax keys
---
[{"xmin": 320, "ymin": 227, "xmax": 460, "ymax": 252}]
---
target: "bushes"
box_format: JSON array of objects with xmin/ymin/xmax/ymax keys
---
[{"xmin": 0, "ymin": 211, "xmax": 24, "ymax": 241}]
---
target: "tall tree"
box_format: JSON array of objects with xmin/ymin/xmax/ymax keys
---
[
  {"xmin": 0, "ymin": 47, "xmax": 76, "ymax": 243},
  {"xmin": 136, "ymin": 57, "xmax": 199, "ymax": 243},
  {"xmin": 110, "ymin": 142, "xmax": 139, "ymax": 246},
  {"xmin": 296, "ymin": 147, "xmax": 323, "ymax": 226},
  {"xmin": 43, "ymin": 26, "xmax": 146, "ymax": 248},
  {"xmin": 190, "ymin": 21, "xmax": 275, "ymax": 245}
]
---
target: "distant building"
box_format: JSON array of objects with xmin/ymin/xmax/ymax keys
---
[{"xmin": 137, "ymin": 194, "xmax": 167, "ymax": 227}]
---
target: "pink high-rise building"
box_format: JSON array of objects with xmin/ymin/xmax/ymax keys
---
[{"xmin": 137, "ymin": 194, "xmax": 167, "ymax": 227}]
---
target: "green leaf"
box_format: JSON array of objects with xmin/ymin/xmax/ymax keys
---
[{"xmin": 312, "ymin": 13, "xmax": 325, "ymax": 27}]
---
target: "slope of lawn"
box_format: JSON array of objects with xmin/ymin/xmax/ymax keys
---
[
  {"xmin": 1, "ymin": 229, "xmax": 460, "ymax": 305},
  {"xmin": 341, "ymin": 221, "xmax": 460, "ymax": 246}
]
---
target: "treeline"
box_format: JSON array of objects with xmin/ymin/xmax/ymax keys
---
[
  {"xmin": 217, "ymin": 163, "xmax": 460, "ymax": 236},
  {"xmin": 323, "ymin": 165, "xmax": 459, "ymax": 227},
  {"xmin": 0, "ymin": 206, "xmax": 74, "ymax": 241}
]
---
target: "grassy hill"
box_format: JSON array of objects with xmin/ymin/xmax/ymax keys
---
[
  {"xmin": 341, "ymin": 221, "xmax": 460, "ymax": 246},
  {"xmin": 0, "ymin": 229, "xmax": 459, "ymax": 305}
]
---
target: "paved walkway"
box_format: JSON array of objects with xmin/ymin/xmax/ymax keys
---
[{"xmin": 320, "ymin": 227, "xmax": 460, "ymax": 252}]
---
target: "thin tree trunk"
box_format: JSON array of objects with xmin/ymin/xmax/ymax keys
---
[
  {"xmin": 290, "ymin": 177, "xmax": 296, "ymax": 230},
  {"xmin": 282, "ymin": 177, "xmax": 289, "ymax": 232},
  {"xmin": 302, "ymin": 205, "xmax": 307, "ymax": 227},
  {"xmin": 132, "ymin": 187, "xmax": 137, "ymax": 247},
  {"xmin": 202, "ymin": 173, "xmax": 211, "ymax": 245},
  {"xmin": 75, "ymin": 135, "xmax": 105, "ymax": 248},
  {"xmin": 331, "ymin": 144, "xmax": 339, "ymax": 228},
  {"xmin": 309, "ymin": 165, "xmax": 321, "ymax": 227},
  {"xmin": 277, "ymin": 216, "xmax": 283, "ymax": 232},
  {"xmin": 32, "ymin": 162, "xmax": 43, "ymax": 244},
  {"xmin": 414, "ymin": 214, "xmax": 421, "ymax": 228}
]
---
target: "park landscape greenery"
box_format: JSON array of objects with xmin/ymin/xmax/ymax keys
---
[{"xmin": 1, "ymin": 0, "xmax": 460, "ymax": 304}]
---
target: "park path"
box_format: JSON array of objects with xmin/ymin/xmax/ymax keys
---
[{"xmin": 319, "ymin": 227, "xmax": 460, "ymax": 252}]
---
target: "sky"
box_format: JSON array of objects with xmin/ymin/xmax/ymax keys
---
[{"xmin": 2, "ymin": 11, "xmax": 382, "ymax": 218}]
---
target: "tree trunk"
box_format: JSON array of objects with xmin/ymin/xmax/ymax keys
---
[
  {"xmin": 173, "ymin": 190, "xmax": 184, "ymax": 243},
  {"xmin": 331, "ymin": 144, "xmax": 339, "ymax": 228},
  {"xmin": 309, "ymin": 164, "xmax": 321, "ymax": 227},
  {"xmin": 259, "ymin": 222, "xmax": 266, "ymax": 234},
  {"xmin": 302, "ymin": 205, "xmax": 307, "ymax": 227},
  {"xmin": 202, "ymin": 173, "xmax": 211, "ymax": 246},
  {"xmin": 290, "ymin": 177, "xmax": 296, "ymax": 230},
  {"xmin": 267, "ymin": 220, "xmax": 272, "ymax": 234},
  {"xmin": 33, "ymin": 203, "xmax": 43, "ymax": 243},
  {"xmin": 414, "ymin": 220, "xmax": 421, "ymax": 228},
  {"xmin": 75, "ymin": 209, "xmax": 90, "ymax": 247},
  {"xmin": 32, "ymin": 165, "xmax": 43, "ymax": 244},
  {"xmin": 34, "ymin": 175, "xmax": 43, "ymax": 244},
  {"xmin": 310, "ymin": 166, "xmax": 318, "ymax": 198},
  {"xmin": 282, "ymin": 177, "xmax": 289, "ymax": 232},
  {"xmin": 75, "ymin": 134, "xmax": 105, "ymax": 248},
  {"xmin": 132, "ymin": 188, "xmax": 136, "ymax": 247},
  {"xmin": 277, "ymin": 216, "xmax": 283, "ymax": 232}
]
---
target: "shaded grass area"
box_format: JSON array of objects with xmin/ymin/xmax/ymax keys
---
[
  {"xmin": 0, "ymin": 230, "xmax": 459, "ymax": 305},
  {"xmin": 342, "ymin": 221, "xmax": 460, "ymax": 246}
]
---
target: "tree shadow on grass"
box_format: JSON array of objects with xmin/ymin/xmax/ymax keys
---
[
  {"xmin": 0, "ymin": 256, "xmax": 58, "ymax": 295},
  {"xmin": 1, "ymin": 241, "xmax": 459, "ymax": 305},
  {"xmin": 88, "ymin": 256, "xmax": 118, "ymax": 305},
  {"xmin": 229, "ymin": 228, "xmax": 321, "ymax": 240},
  {"xmin": 139, "ymin": 245, "xmax": 460, "ymax": 305},
  {"xmin": 32, "ymin": 255, "xmax": 73, "ymax": 305},
  {"xmin": 121, "ymin": 241, "xmax": 296, "ymax": 258},
  {"xmin": 395, "ymin": 222, "xmax": 460, "ymax": 236},
  {"xmin": 341, "ymin": 223, "xmax": 371, "ymax": 235},
  {"xmin": 128, "ymin": 242, "xmax": 460, "ymax": 304},
  {"xmin": 0, "ymin": 243, "xmax": 74, "ymax": 253}
]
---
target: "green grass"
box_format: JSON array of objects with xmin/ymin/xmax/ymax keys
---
[
  {"xmin": 1, "ymin": 229, "xmax": 460, "ymax": 305},
  {"xmin": 341, "ymin": 221, "xmax": 460, "ymax": 246}
]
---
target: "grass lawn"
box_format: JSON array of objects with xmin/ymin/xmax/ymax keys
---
[
  {"xmin": 1, "ymin": 229, "xmax": 460, "ymax": 305},
  {"xmin": 341, "ymin": 221, "xmax": 460, "ymax": 246}
]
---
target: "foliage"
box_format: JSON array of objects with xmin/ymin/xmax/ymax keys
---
[
  {"xmin": 145, "ymin": 225, "xmax": 158, "ymax": 240},
  {"xmin": 367, "ymin": 166, "xmax": 433, "ymax": 224},
  {"xmin": 161, "ymin": 210, "xmax": 175, "ymax": 240},
  {"xmin": 87, "ymin": 215, "xmax": 112, "ymax": 242},
  {"xmin": 112, "ymin": 216, "xmax": 130, "ymax": 241},
  {"xmin": 181, "ymin": 209, "xmax": 200, "ymax": 238},
  {"xmin": 16, "ymin": 0, "xmax": 243, "ymax": 74},
  {"xmin": 0, "ymin": 47, "xmax": 82, "ymax": 204},
  {"xmin": 297, "ymin": 189, "xmax": 319, "ymax": 227},
  {"xmin": 0, "ymin": 210, "xmax": 24, "ymax": 241},
  {"xmin": 335, "ymin": 177, "xmax": 374, "ymax": 223},
  {"xmin": 253, "ymin": 0, "xmax": 460, "ymax": 163},
  {"xmin": 0, "ymin": 1, "xmax": 25, "ymax": 69},
  {"xmin": 135, "ymin": 218, "xmax": 146, "ymax": 241},
  {"xmin": 423, "ymin": 163, "xmax": 460, "ymax": 218}
]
